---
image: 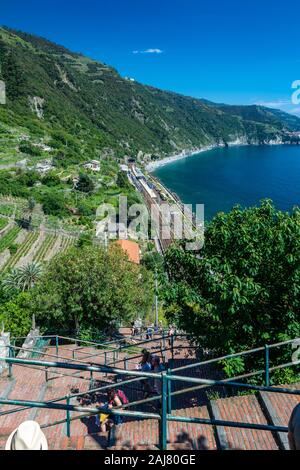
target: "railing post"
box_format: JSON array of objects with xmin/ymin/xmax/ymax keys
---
[
  {"xmin": 55, "ymin": 336, "xmax": 59, "ymax": 356},
  {"xmin": 45, "ymin": 366, "xmax": 49, "ymax": 382},
  {"xmin": 265, "ymin": 344, "xmax": 270, "ymax": 386},
  {"xmin": 171, "ymin": 335, "xmax": 174, "ymax": 360},
  {"xmin": 8, "ymin": 345, "xmax": 13, "ymax": 378},
  {"xmin": 66, "ymin": 395, "xmax": 71, "ymax": 438},
  {"xmin": 104, "ymin": 352, "xmax": 108, "ymax": 377},
  {"xmin": 124, "ymin": 357, "xmax": 128, "ymax": 370},
  {"xmin": 90, "ymin": 370, "xmax": 93, "ymax": 387},
  {"xmin": 167, "ymin": 368, "xmax": 172, "ymax": 414},
  {"xmin": 159, "ymin": 372, "xmax": 168, "ymax": 450},
  {"xmin": 162, "ymin": 332, "xmax": 166, "ymax": 350}
]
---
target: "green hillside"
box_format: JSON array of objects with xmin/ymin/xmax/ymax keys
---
[{"xmin": 0, "ymin": 26, "xmax": 299, "ymax": 166}]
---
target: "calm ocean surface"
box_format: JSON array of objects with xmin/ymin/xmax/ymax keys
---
[{"xmin": 153, "ymin": 145, "xmax": 300, "ymax": 220}]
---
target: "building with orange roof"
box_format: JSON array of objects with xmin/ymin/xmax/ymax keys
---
[{"xmin": 115, "ymin": 239, "xmax": 140, "ymax": 264}]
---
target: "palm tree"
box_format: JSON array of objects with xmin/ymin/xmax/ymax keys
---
[
  {"xmin": 3, "ymin": 262, "xmax": 42, "ymax": 292},
  {"xmin": 17, "ymin": 262, "xmax": 42, "ymax": 291},
  {"xmin": 2, "ymin": 268, "xmax": 22, "ymax": 292}
]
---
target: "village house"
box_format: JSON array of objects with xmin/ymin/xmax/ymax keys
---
[
  {"xmin": 35, "ymin": 159, "xmax": 54, "ymax": 174},
  {"xmin": 83, "ymin": 160, "xmax": 101, "ymax": 172}
]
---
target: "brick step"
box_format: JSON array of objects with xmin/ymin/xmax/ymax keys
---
[
  {"xmin": 257, "ymin": 382, "xmax": 300, "ymax": 450},
  {"xmin": 210, "ymin": 394, "xmax": 279, "ymax": 450},
  {"xmin": 108, "ymin": 405, "xmax": 216, "ymax": 450}
]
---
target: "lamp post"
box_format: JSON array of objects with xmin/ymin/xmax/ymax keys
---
[{"xmin": 155, "ymin": 269, "xmax": 158, "ymax": 327}]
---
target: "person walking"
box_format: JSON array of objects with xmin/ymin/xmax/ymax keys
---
[
  {"xmin": 137, "ymin": 350, "xmax": 153, "ymax": 398},
  {"xmin": 168, "ymin": 325, "xmax": 175, "ymax": 347},
  {"xmin": 152, "ymin": 356, "xmax": 165, "ymax": 394}
]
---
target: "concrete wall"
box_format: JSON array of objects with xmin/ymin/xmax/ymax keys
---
[{"xmin": 0, "ymin": 332, "xmax": 10, "ymax": 374}]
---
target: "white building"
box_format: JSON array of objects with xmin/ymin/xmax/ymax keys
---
[
  {"xmin": 120, "ymin": 164, "xmax": 129, "ymax": 172},
  {"xmin": 83, "ymin": 160, "xmax": 101, "ymax": 172},
  {"xmin": 36, "ymin": 159, "xmax": 54, "ymax": 174}
]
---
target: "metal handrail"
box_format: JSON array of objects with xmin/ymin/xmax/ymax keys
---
[
  {"xmin": 1, "ymin": 356, "xmax": 299, "ymax": 450},
  {"xmin": 7, "ymin": 333, "xmax": 189, "ymax": 372},
  {"xmin": 1, "ymin": 335, "xmax": 300, "ymax": 450},
  {"xmin": 172, "ymin": 337, "xmax": 300, "ymax": 373}
]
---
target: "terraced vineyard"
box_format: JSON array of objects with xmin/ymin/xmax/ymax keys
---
[
  {"xmin": 0, "ymin": 226, "xmax": 21, "ymax": 253},
  {"xmin": 2, "ymin": 231, "xmax": 39, "ymax": 273},
  {"xmin": 33, "ymin": 234, "xmax": 58, "ymax": 263},
  {"xmin": 0, "ymin": 224, "xmax": 78, "ymax": 274},
  {"xmin": 60, "ymin": 236, "xmax": 76, "ymax": 253},
  {"xmin": 0, "ymin": 218, "xmax": 8, "ymax": 231}
]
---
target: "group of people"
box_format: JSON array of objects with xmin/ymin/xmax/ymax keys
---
[
  {"xmin": 131, "ymin": 319, "xmax": 159, "ymax": 338},
  {"xmin": 93, "ymin": 388, "xmax": 129, "ymax": 433},
  {"xmin": 136, "ymin": 349, "xmax": 165, "ymax": 399},
  {"xmin": 91, "ymin": 349, "xmax": 166, "ymax": 434},
  {"xmin": 130, "ymin": 319, "xmax": 176, "ymax": 343}
]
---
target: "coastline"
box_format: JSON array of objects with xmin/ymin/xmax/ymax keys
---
[
  {"xmin": 145, "ymin": 139, "xmax": 285, "ymax": 172},
  {"xmin": 145, "ymin": 140, "xmax": 247, "ymax": 172}
]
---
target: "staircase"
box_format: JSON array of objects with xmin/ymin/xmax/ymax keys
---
[{"xmin": 0, "ymin": 337, "xmax": 299, "ymax": 450}]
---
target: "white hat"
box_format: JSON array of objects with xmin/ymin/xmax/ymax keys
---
[{"xmin": 5, "ymin": 421, "xmax": 48, "ymax": 450}]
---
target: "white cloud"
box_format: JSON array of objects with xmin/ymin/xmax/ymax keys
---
[
  {"xmin": 254, "ymin": 99, "xmax": 290, "ymax": 108},
  {"xmin": 132, "ymin": 48, "xmax": 163, "ymax": 54}
]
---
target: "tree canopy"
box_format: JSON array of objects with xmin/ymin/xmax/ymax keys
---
[
  {"xmin": 0, "ymin": 293, "xmax": 32, "ymax": 337},
  {"xmin": 76, "ymin": 173, "xmax": 95, "ymax": 193},
  {"xmin": 163, "ymin": 200, "xmax": 300, "ymax": 358},
  {"xmin": 29, "ymin": 244, "xmax": 153, "ymax": 334}
]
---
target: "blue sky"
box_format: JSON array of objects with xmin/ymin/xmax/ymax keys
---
[{"xmin": 1, "ymin": 0, "xmax": 300, "ymax": 114}]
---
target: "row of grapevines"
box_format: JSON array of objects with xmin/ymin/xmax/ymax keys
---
[
  {"xmin": 60, "ymin": 236, "xmax": 75, "ymax": 253},
  {"xmin": 33, "ymin": 234, "xmax": 57, "ymax": 263},
  {"xmin": 0, "ymin": 227, "xmax": 21, "ymax": 253},
  {"xmin": 0, "ymin": 217, "xmax": 8, "ymax": 231},
  {"xmin": 2, "ymin": 231, "xmax": 39, "ymax": 273}
]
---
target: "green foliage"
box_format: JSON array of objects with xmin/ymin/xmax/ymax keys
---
[
  {"xmin": 219, "ymin": 357, "xmax": 246, "ymax": 378},
  {"xmin": 0, "ymin": 293, "xmax": 32, "ymax": 337},
  {"xmin": 270, "ymin": 367, "xmax": 300, "ymax": 386},
  {"xmin": 9, "ymin": 244, "xmax": 18, "ymax": 255},
  {"xmin": 77, "ymin": 326, "xmax": 107, "ymax": 343},
  {"xmin": 29, "ymin": 244, "xmax": 153, "ymax": 333},
  {"xmin": 164, "ymin": 200, "xmax": 300, "ymax": 360},
  {"xmin": 0, "ymin": 226, "xmax": 21, "ymax": 253},
  {"xmin": 3, "ymin": 262, "xmax": 42, "ymax": 292},
  {"xmin": 0, "ymin": 39, "xmax": 26, "ymax": 99},
  {"xmin": 76, "ymin": 173, "xmax": 95, "ymax": 193},
  {"xmin": 76, "ymin": 232, "xmax": 93, "ymax": 248},
  {"xmin": 41, "ymin": 191, "xmax": 67, "ymax": 217},
  {"xmin": 0, "ymin": 217, "xmax": 8, "ymax": 230},
  {"xmin": 19, "ymin": 142, "xmax": 41, "ymax": 156},
  {"xmin": 116, "ymin": 171, "xmax": 130, "ymax": 189},
  {"xmin": 142, "ymin": 251, "xmax": 165, "ymax": 275},
  {"xmin": 42, "ymin": 174, "xmax": 61, "ymax": 187}
]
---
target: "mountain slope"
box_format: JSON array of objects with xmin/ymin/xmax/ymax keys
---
[{"xmin": 0, "ymin": 26, "xmax": 299, "ymax": 165}]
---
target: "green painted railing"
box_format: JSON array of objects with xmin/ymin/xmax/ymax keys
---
[
  {"xmin": 1, "ymin": 353, "xmax": 300, "ymax": 450},
  {"xmin": 172, "ymin": 337, "xmax": 300, "ymax": 387},
  {"xmin": 8, "ymin": 332, "xmax": 188, "ymax": 373}
]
